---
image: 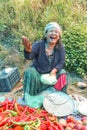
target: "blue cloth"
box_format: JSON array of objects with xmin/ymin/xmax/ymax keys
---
[{"xmin": 24, "ymin": 39, "xmax": 65, "ymax": 74}]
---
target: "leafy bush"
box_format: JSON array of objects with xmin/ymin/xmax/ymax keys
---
[{"xmin": 62, "ymin": 25, "xmax": 87, "ymax": 77}]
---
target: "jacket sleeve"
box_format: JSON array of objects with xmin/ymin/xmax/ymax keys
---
[
  {"xmin": 24, "ymin": 41, "xmax": 40, "ymax": 60},
  {"xmin": 55, "ymin": 46, "xmax": 66, "ymax": 71}
]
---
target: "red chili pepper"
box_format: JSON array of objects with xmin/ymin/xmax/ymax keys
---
[
  {"xmin": 0, "ymin": 98, "xmax": 14, "ymax": 111},
  {"xmin": 0, "ymin": 115, "xmax": 3, "ymax": 122},
  {"xmin": 12, "ymin": 98, "xmax": 16, "ymax": 105},
  {"xmin": 40, "ymin": 109, "xmax": 48, "ymax": 114},
  {"xmin": 20, "ymin": 106, "xmax": 29, "ymax": 117},
  {"xmin": 0, "ymin": 108, "xmax": 3, "ymax": 112},
  {"xmin": 27, "ymin": 107, "xmax": 36, "ymax": 113},
  {"xmin": 13, "ymin": 126, "xmax": 24, "ymax": 130},
  {"xmin": 32, "ymin": 113, "xmax": 41, "ymax": 118},
  {"xmin": 10, "ymin": 116, "xmax": 20, "ymax": 122},
  {"xmin": 0, "ymin": 117, "xmax": 8, "ymax": 127},
  {"xmin": 43, "ymin": 120, "xmax": 50, "ymax": 126},
  {"xmin": 30, "ymin": 116, "xmax": 38, "ymax": 121},
  {"xmin": 0, "ymin": 99, "xmax": 7, "ymax": 106},
  {"xmin": 39, "ymin": 123, "xmax": 47, "ymax": 130},
  {"xmin": 0, "ymin": 111, "xmax": 11, "ymax": 118},
  {"xmin": 8, "ymin": 102, "xmax": 14, "ymax": 110},
  {"xmin": 56, "ymin": 123, "xmax": 64, "ymax": 130},
  {"xmin": 52, "ymin": 124, "xmax": 59, "ymax": 130},
  {"xmin": 5, "ymin": 98, "xmax": 9, "ymax": 110},
  {"xmin": 8, "ymin": 126, "xmax": 24, "ymax": 130},
  {"xmin": 66, "ymin": 118, "xmax": 75, "ymax": 123},
  {"xmin": 8, "ymin": 128, "xmax": 14, "ymax": 130},
  {"xmin": 47, "ymin": 125, "xmax": 54, "ymax": 130},
  {"xmin": 19, "ymin": 115, "xmax": 30, "ymax": 122},
  {"xmin": 0, "ymin": 116, "xmax": 18, "ymax": 126}
]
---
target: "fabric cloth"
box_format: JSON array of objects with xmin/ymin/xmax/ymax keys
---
[
  {"xmin": 54, "ymin": 74, "xmax": 67, "ymax": 90},
  {"xmin": 24, "ymin": 39, "xmax": 65, "ymax": 74},
  {"xmin": 44, "ymin": 22, "xmax": 62, "ymax": 36},
  {"xmin": 23, "ymin": 68, "xmax": 67, "ymax": 97},
  {"xmin": 54, "ymin": 69, "xmax": 67, "ymax": 91}
]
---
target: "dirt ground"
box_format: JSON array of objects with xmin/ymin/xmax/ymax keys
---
[{"xmin": 0, "ymin": 77, "xmax": 87, "ymax": 101}]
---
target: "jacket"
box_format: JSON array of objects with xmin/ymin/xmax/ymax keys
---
[{"xmin": 24, "ymin": 39, "xmax": 65, "ymax": 74}]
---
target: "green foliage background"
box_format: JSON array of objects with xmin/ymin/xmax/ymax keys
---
[{"xmin": 0, "ymin": 0, "xmax": 87, "ymax": 77}]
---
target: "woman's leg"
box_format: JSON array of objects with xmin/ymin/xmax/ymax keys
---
[
  {"xmin": 23, "ymin": 67, "xmax": 40, "ymax": 96},
  {"xmin": 23, "ymin": 67, "xmax": 51, "ymax": 98}
]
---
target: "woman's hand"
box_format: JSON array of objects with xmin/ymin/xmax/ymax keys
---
[
  {"xmin": 22, "ymin": 36, "xmax": 32, "ymax": 52},
  {"xmin": 50, "ymin": 68, "xmax": 58, "ymax": 76}
]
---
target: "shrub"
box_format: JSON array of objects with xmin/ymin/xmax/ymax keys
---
[{"xmin": 62, "ymin": 24, "xmax": 87, "ymax": 77}]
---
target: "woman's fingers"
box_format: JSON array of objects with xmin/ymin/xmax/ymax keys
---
[
  {"xmin": 22, "ymin": 36, "xmax": 32, "ymax": 52},
  {"xmin": 50, "ymin": 68, "xmax": 57, "ymax": 76},
  {"xmin": 22, "ymin": 36, "xmax": 30, "ymax": 46}
]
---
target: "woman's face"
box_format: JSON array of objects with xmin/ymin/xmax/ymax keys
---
[{"xmin": 45, "ymin": 27, "xmax": 60, "ymax": 44}]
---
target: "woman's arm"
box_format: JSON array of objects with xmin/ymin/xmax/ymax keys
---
[{"xmin": 23, "ymin": 38, "xmax": 40, "ymax": 60}]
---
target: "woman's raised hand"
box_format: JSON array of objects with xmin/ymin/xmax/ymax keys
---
[{"xmin": 22, "ymin": 36, "xmax": 32, "ymax": 52}]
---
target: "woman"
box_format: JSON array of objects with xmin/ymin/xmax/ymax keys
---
[{"xmin": 22, "ymin": 22, "xmax": 67, "ymax": 99}]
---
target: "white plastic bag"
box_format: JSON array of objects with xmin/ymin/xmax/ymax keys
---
[{"xmin": 40, "ymin": 74, "xmax": 57, "ymax": 85}]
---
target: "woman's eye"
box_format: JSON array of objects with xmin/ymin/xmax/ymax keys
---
[
  {"xmin": 55, "ymin": 31, "xmax": 59, "ymax": 33},
  {"xmin": 49, "ymin": 30, "xmax": 59, "ymax": 33},
  {"xmin": 49, "ymin": 30, "xmax": 53, "ymax": 33}
]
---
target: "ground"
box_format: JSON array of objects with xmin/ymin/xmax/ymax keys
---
[{"xmin": 0, "ymin": 75, "xmax": 87, "ymax": 101}]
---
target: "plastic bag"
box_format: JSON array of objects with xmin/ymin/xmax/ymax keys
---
[
  {"xmin": 24, "ymin": 87, "xmax": 57, "ymax": 108},
  {"xmin": 25, "ymin": 92, "xmax": 44, "ymax": 108},
  {"xmin": 40, "ymin": 74, "xmax": 57, "ymax": 85}
]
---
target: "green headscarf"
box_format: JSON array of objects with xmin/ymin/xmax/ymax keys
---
[{"xmin": 44, "ymin": 22, "xmax": 62, "ymax": 36}]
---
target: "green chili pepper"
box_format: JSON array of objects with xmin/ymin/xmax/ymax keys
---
[
  {"xmin": 14, "ymin": 103, "xmax": 21, "ymax": 116},
  {"xmin": 32, "ymin": 118, "xmax": 41, "ymax": 128},
  {"xmin": 11, "ymin": 120, "xmax": 33, "ymax": 126},
  {"xmin": 24, "ymin": 125, "xmax": 31, "ymax": 130},
  {"xmin": 5, "ymin": 110, "xmax": 18, "ymax": 116}
]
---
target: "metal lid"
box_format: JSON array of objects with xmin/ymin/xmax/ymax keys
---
[{"xmin": 43, "ymin": 92, "xmax": 75, "ymax": 117}]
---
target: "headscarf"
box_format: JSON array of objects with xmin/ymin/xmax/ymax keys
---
[{"xmin": 44, "ymin": 22, "xmax": 62, "ymax": 37}]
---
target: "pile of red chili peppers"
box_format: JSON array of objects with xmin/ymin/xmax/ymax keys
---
[{"xmin": 0, "ymin": 98, "xmax": 64, "ymax": 130}]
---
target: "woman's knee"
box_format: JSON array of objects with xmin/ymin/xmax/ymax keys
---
[{"xmin": 58, "ymin": 69, "xmax": 66, "ymax": 75}]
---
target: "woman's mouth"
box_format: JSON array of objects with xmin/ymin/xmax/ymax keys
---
[{"xmin": 50, "ymin": 36, "xmax": 56, "ymax": 39}]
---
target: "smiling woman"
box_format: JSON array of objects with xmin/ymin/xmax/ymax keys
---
[{"xmin": 22, "ymin": 22, "xmax": 67, "ymax": 100}]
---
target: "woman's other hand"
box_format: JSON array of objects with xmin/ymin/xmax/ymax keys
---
[
  {"xmin": 50, "ymin": 68, "xmax": 57, "ymax": 76},
  {"xmin": 22, "ymin": 36, "xmax": 32, "ymax": 52}
]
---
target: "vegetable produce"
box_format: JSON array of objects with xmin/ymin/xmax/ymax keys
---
[
  {"xmin": 0, "ymin": 97, "xmax": 87, "ymax": 130},
  {"xmin": 74, "ymin": 122, "xmax": 83, "ymax": 130},
  {"xmin": 81, "ymin": 116, "xmax": 87, "ymax": 122},
  {"xmin": 82, "ymin": 120, "xmax": 87, "ymax": 125},
  {"xmin": 59, "ymin": 118, "xmax": 67, "ymax": 127},
  {"xmin": 65, "ymin": 126, "xmax": 72, "ymax": 130},
  {"xmin": 82, "ymin": 125, "xmax": 87, "ymax": 130}
]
